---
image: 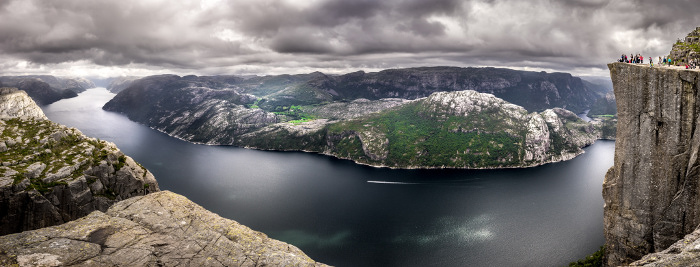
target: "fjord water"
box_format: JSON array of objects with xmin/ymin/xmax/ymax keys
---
[{"xmin": 43, "ymin": 88, "xmax": 613, "ymax": 267}]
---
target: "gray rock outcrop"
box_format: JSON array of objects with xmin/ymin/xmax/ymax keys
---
[
  {"xmin": 0, "ymin": 87, "xmax": 47, "ymax": 120},
  {"xmin": 629, "ymin": 225, "xmax": 700, "ymax": 266},
  {"xmin": 669, "ymin": 26, "xmax": 700, "ymax": 66},
  {"xmin": 604, "ymin": 63, "xmax": 700, "ymax": 266},
  {"xmin": 0, "ymin": 89, "xmax": 159, "ymax": 235},
  {"xmin": 0, "ymin": 191, "xmax": 328, "ymax": 267}
]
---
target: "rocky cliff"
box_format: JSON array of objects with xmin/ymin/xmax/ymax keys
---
[
  {"xmin": 0, "ymin": 88, "xmax": 327, "ymax": 266},
  {"xmin": 0, "ymin": 88, "xmax": 47, "ymax": 120},
  {"xmin": 669, "ymin": 26, "xmax": 700, "ymax": 66},
  {"xmin": 604, "ymin": 63, "xmax": 700, "ymax": 266},
  {"xmin": 0, "ymin": 88, "xmax": 159, "ymax": 235},
  {"xmin": 0, "ymin": 191, "xmax": 327, "ymax": 267}
]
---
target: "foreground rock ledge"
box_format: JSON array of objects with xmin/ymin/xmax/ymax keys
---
[
  {"xmin": 0, "ymin": 191, "xmax": 328, "ymax": 267},
  {"xmin": 630, "ymin": 225, "xmax": 700, "ymax": 266}
]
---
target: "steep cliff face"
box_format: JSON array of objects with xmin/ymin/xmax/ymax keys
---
[
  {"xmin": 103, "ymin": 75, "xmax": 279, "ymax": 144},
  {"xmin": 604, "ymin": 63, "xmax": 700, "ymax": 266},
  {"xmin": 0, "ymin": 88, "xmax": 159, "ymax": 235}
]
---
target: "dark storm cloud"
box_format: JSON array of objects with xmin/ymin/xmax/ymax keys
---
[{"xmin": 0, "ymin": 0, "xmax": 699, "ymax": 77}]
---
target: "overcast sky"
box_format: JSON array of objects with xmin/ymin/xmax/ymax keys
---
[{"xmin": 0, "ymin": 0, "xmax": 699, "ymax": 79}]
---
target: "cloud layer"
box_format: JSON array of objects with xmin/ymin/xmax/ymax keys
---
[{"xmin": 0, "ymin": 0, "xmax": 699, "ymax": 78}]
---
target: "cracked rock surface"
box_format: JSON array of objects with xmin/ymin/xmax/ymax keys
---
[
  {"xmin": 0, "ymin": 191, "xmax": 328, "ymax": 267},
  {"xmin": 630, "ymin": 225, "xmax": 700, "ymax": 266}
]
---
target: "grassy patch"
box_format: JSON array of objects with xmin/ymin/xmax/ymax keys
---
[
  {"xmin": 326, "ymin": 102, "xmax": 526, "ymax": 167},
  {"xmin": 27, "ymin": 179, "xmax": 68, "ymax": 193},
  {"xmin": 114, "ymin": 155, "xmax": 127, "ymax": 171},
  {"xmin": 247, "ymin": 98, "xmax": 262, "ymax": 109},
  {"xmin": 12, "ymin": 174, "xmax": 24, "ymax": 185}
]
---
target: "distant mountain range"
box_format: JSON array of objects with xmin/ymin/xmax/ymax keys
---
[
  {"xmin": 102, "ymin": 66, "xmax": 616, "ymax": 168},
  {"xmin": 0, "ymin": 75, "xmax": 95, "ymax": 105}
]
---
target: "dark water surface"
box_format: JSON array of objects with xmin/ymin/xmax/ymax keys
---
[{"xmin": 43, "ymin": 88, "xmax": 614, "ymax": 267}]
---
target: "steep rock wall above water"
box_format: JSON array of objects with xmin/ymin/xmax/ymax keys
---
[
  {"xmin": 604, "ymin": 63, "xmax": 700, "ymax": 266},
  {"xmin": 0, "ymin": 88, "xmax": 160, "ymax": 235}
]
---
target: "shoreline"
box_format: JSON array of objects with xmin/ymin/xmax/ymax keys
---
[{"xmin": 141, "ymin": 120, "xmax": 609, "ymax": 170}]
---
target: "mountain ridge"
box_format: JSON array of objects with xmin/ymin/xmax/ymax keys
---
[
  {"xmin": 0, "ymin": 75, "xmax": 95, "ymax": 105},
  {"xmin": 103, "ymin": 66, "xmax": 615, "ymax": 169}
]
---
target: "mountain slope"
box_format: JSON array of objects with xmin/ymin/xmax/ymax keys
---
[
  {"xmin": 0, "ymin": 76, "xmax": 95, "ymax": 105},
  {"xmin": 297, "ymin": 67, "xmax": 600, "ymax": 113},
  {"xmin": 103, "ymin": 67, "xmax": 611, "ymax": 168},
  {"xmin": 239, "ymin": 90, "xmax": 598, "ymax": 168}
]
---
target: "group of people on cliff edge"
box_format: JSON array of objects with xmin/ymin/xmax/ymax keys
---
[
  {"xmin": 618, "ymin": 53, "xmax": 699, "ymax": 69},
  {"xmin": 619, "ymin": 54, "xmax": 645, "ymax": 64}
]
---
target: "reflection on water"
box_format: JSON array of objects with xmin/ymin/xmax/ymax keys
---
[
  {"xmin": 393, "ymin": 214, "xmax": 495, "ymax": 246},
  {"xmin": 43, "ymin": 88, "xmax": 614, "ymax": 267},
  {"xmin": 274, "ymin": 230, "xmax": 352, "ymax": 248}
]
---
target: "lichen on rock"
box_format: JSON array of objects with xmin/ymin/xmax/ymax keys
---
[{"xmin": 0, "ymin": 88, "xmax": 159, "ymax": 235}]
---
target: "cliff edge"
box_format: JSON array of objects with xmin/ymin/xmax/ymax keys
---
[
  {"xmin": 0, "ymin": 88, "xmax": 327, "ymax": 266},
  {"xmin": 0, "ymin": 87, "xmax": 46, "ymax": 120},
  {"xmin": 0, "ymin": 87, "xmax": 160, "ymax": 235},
  {"xmin": 604, "ymin": 63, "xmax": 700, "ymax": 266},
  {"xmin": 0, "ymin": 191, "xmax": 327, "ymax": 267}
]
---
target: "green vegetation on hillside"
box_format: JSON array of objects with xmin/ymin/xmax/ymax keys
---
[
  {"xmin": 271, "ymin": 105, "xmax": 317, "ymax": 123},
  {"xmin": 1, "ymin": 118, "xmax": 123, "ymax": 194},
  {"xmin": 258, "ymin": 84, "xmax": 333, "ymax": 111},
  {"xmin": 327, "ymin": 102, "xmax": 526, "ymax": 168}
]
